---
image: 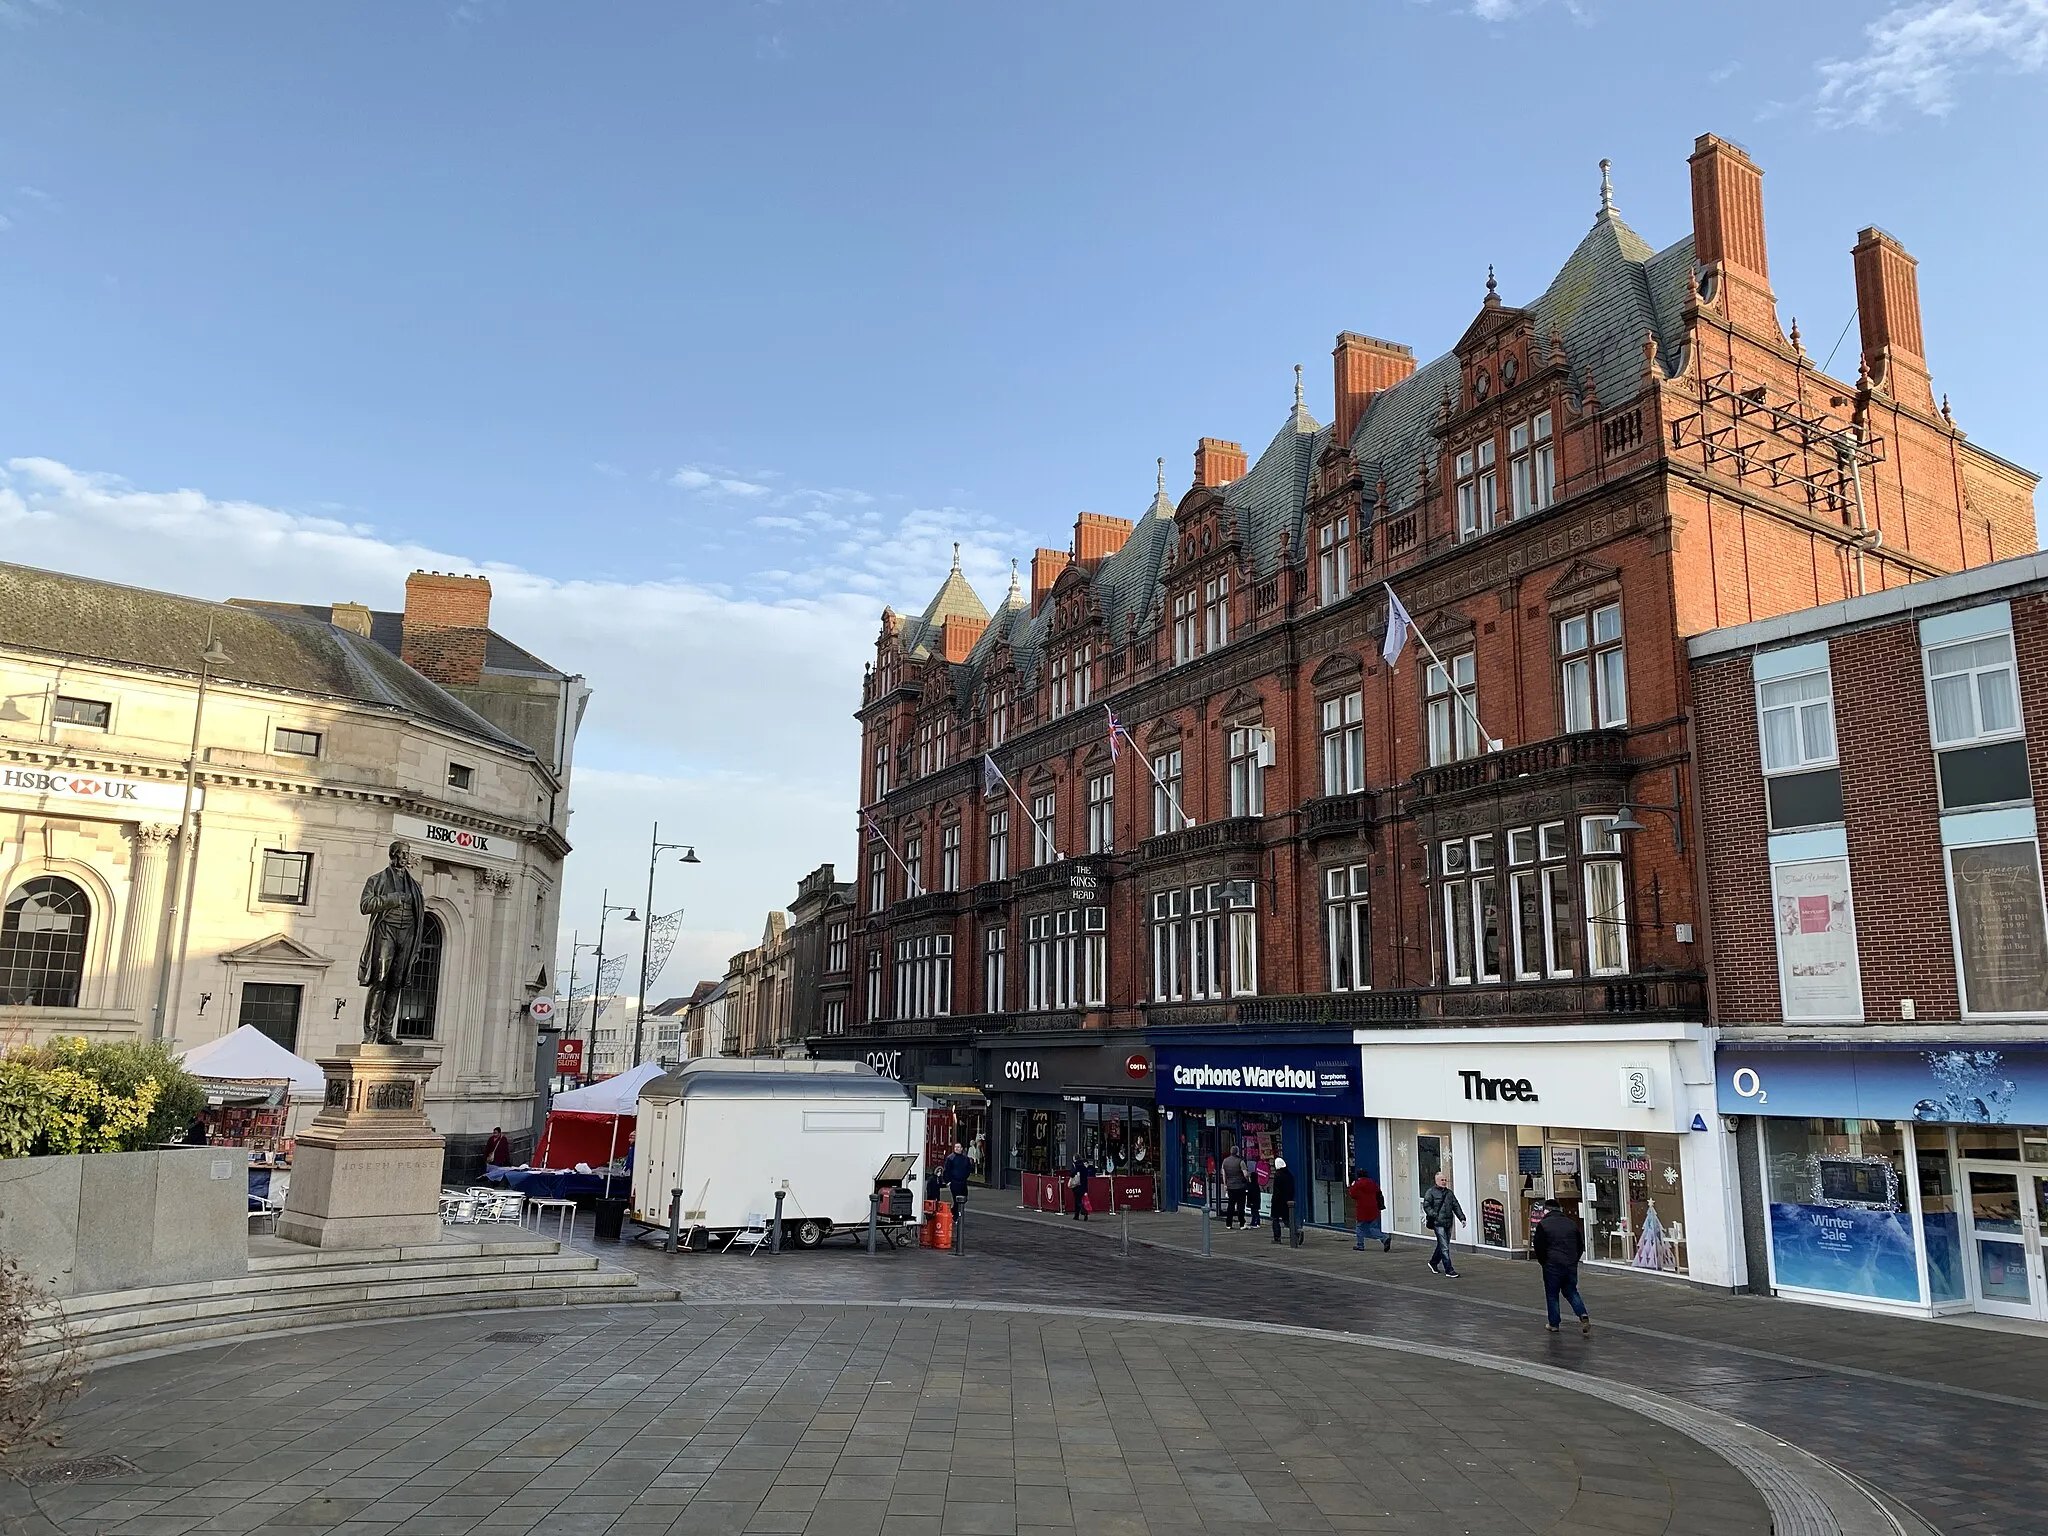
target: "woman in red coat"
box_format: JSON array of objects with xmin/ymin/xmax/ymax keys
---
[{"xmin": 1348, "ymin": 1169, "xmax": 1389, "ymax": 1252}]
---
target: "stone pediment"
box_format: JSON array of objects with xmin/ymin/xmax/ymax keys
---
[
  {"xmin": 221, "ymin": 933, "xmax": 333, "ymax": 969},
  {"xmin": 1311, "ymin": 652, "xmax": 1364, "ymax": 687},
  {"xmin": 1546, "ymin": 557, "xmax": 1623, "ymax": 602},
  {"xmin": 1219, "ymin": 688, "xmax": 1263, "ymax": 721}
]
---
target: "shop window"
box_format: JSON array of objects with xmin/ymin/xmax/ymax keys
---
[
  {"xmin": 1763, "ymin": 1119, "xmax": 1915, "ymax": 1302},
  {"xmin": 987, "ymin": 809, "xmax": 1009, "ymax": 882},
  {"xmin": 904, "ymin": 835, "xmax": 924, "ymax": 898},
  {"xmin": 940, "ymin": 824, "xmax": 961, "ymax": 893},
  {"xmin": 1082, "ymin": 1102, "xmax": 1156, "ymax": 1177},
  {"xmin": 1320, "ymin": 692, "xmax": 1364, "ymax": 795},
  {"xmin": 238, "ymin": 981, "xmax": 303, "ymax": 1054},
  {"xmin": 1426, "ymin": 652, "xmax": 1480, "ymax": 765},
  {"xmin": 260, "ymin": 850, "xmax": 313, "ymax": 905},
  {"xmin": 52, "ymin": 695, "xmax": 111, "ymax": 729},
  {"xmin": 1226, "ymin": 727, "xmax": 1267, "ymax": 818},
  {"xmin": 1325, "ymin": 865, "xmax": 1369, "ymax": 992},
  {"xmin": 1438, "ymin": 836, "xmax": 1501, "ymax": 985},
  {"xmin": 1087, "ymin": 772, "xmax": 1115, "ymax": 854},
  {"xmin": 1545, "ymin": 1131, "xmax": 1689, "ymax": 1275},
  {"xmin": 1173, "ymin": 590, "xmax": 1199, "ymax": 665},
  {"xmin": 1204, "ymin": 574, "xmax": 1231, "ymax": 652},
  {"xmin": 1946, "ymin": 840, "xmax": 2048, "ymax": 1016},
  {"xmin": 984, "ymin": 926, "xmax": 1007, "ymax": 1014},
  {"xmin": 1030, "ymin": 791, "xmax": 1058, "ymax": 866},
  {"xmin": 1582, "ymin": 815, "xmax": 1628, "ymax": 975},
  {"xmin": 0, "ymin": 876, "xmax": 90, "ymax": 1008},
  {"xmin": 1150, "ymin": 889, "xmax": 1184, "ymax": 1001},
  {"xmin": 1456, "ymin": 440, "xmax": 1498, "ymax": 541},
  {"xmin": 397, "ymin": 913, "xmax": 443, "ymax": 1040},
  {"xmin": 1560, "ymin": 602, "xmax": 1627, "ymax": 732},
  {"xmin": 1926, "ymin": 624, "xmax": 2030, "ymax": 811},
  {"xmin": 1151, "ymin": 750, "xmax": 1188, "ymax": 833},
  {"xmin": 1509, "ymin": 411, "xmax": 1555, "ymax": 518},
  {"xmin": 1317, "ymin": 515, "xmax": 1351, "ymax": 607}
]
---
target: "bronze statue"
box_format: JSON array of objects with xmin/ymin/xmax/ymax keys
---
[{"xmin": 358, "ymin": 839, "xmax": 425, "ymax": 1044}]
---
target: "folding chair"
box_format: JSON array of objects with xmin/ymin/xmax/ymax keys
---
[{"xmin": 723, "ymin": 1215, "xmax": 771, "ymax": 1254}]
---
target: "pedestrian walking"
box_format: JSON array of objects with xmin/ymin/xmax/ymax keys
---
[
  {"xmin": 940, "ymin": 1141, "xmax": 973, "ymax": 1218},
  {"xmin": 1220, "ymin": 1148, "xmax": 1249, "ymax": 1227},
  {"xmin": 1422, "ymin": 1172, "xmax": 1464, "ymax": 1277},
  {"xmin": 1069, "ymin": 1158, "xmax": 1096, "ymax": 1221},
  {"xmin": 1269, "ymin": 1156, "xmax": 1297, "ymax": 1245},
  {"xmin": 1243, "ymin": 1157, "xmax": 1262, "ymax": 1229},
  {"xmin": 482, "ymin": 1125, "xmax": 512, "ymax": 1168},
  {"xmin": 1347, "ymin": 1167, "xmax": 1389, "ymax": 1251},
  {"xmin": 1532, "ymin": 1199, "xmax": 1593, "ymax": 1334}
]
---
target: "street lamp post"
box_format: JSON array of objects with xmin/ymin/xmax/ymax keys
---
[
  {"xmin": 632, "ymin": 823, "xmax": 700, "ymax": 1069},
  {"xmin": 587, "ymin": 891, "xmax": 638, "ymax": 1083},
  {"xmin": 149, "ymin": 626, "xmax": 229, "ymax": 1043}
]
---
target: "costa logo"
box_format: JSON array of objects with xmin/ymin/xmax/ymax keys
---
[
  {"xmin": 1124, "ymin": 1054, "xmax": 1150, "ymax": 1080},
  {"xmin": 1003, "ymin": 1060, "xmax": 1040, "ymax": 1081}
]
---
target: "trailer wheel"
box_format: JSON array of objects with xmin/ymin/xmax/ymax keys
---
[{"xmin": 792, "ymin": 1219, "xmax": 828, "ymax": 1249}]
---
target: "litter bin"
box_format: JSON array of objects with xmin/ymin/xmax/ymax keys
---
[{"xmin": 593, "ymin": 1196, "xmax": 628, "ymax": 1244}]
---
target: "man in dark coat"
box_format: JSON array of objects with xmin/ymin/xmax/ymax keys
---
[
  {"xmin": 1268, "ymin": 1156, "xmax": 1297, "ymax": 1245},
  {"xmin": 940, "ymin": 1141, "xmax": 973, "ymax": 1215},
  {"xmin": 483, "ymin": 1126, "xmax": 513, "ymax": 1168},
  {"xmin": 1422, "ymin": 1172, "xmax": 1465, "ymax": 1277},
  {"xmin": 359, "ymin": 840, "xmax": 426, "ymax": 1044},
  {"xmin": 1532, "ymin": 1199, "xmax": 1593, "ymax": 1334},
  {"xmin": 1220, "ymin": 1148, "xmax": 1248, "ymax": 1228}
]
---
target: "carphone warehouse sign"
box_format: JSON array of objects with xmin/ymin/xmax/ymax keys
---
[{"xmin": 1155, "ymin": 1046, "xmax": 1362, "ymax": 1117}]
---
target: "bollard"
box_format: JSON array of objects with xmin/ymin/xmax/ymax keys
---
[
  {"xmin": 1120, "ymin": 1211, "xmax": 1130, "ymax": 1259},
  {"xmin": 952, "ymin": 1199, "xmax": 965, "ymax": 1254},
  {"xmin": 867, "ymin": 1190, "xmax": 880, "ymax": 1256},
  {"xmin": 772, "ymin": 1189, "xmax": 785, "ymax": 1254},
  {"xmin": 666, "ymin": 1188, "xmax": 684, "ymax": 1254},
  {"xmin": 1202, "ymin": 1201, "xmax": 1212, "ymax": 1257},
  {"xmin": 1291, "ymin": 1203, "xmax": 1303, "ymax": 1248}
]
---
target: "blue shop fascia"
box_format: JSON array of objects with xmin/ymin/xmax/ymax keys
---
[{"xmin": 1150, "ymin": 1027, "xmax": 1370, "ymax": 1227}]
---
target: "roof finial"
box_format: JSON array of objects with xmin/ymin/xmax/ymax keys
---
[
  {"xmin": 1485, "ymin": 264, "xmax": 1498, "ymax": 302},
  {"xmin": 951, "ymin": 541, "xmax": 961, "ymax": 572},
  {"xmin": 1941, "ymin": 393, "xmax": 1955, "ymax": 427},
  {"xmin": 1599, "ymin": 158, "xmax": 1615, "ymax": 215},
  {"xmin": 1294, "ymin": 362, "xmax": 1305, "ymax": 409},
  {"xmin": 1156, "ymin": 456, "xmax": 1166, "ymax": 497},
  {"xmin": 1008, "ymin": 557, "xmax": 1021, "ymax": 598}
]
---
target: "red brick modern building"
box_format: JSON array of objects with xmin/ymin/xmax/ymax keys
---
[
  {"xmin": 1692, "ymin": 553, "xmax": 2048, "ymax": 1321},
  {"xmin": 814, "ymin": 134, "xmax": 2036, "ymax": 1290}
]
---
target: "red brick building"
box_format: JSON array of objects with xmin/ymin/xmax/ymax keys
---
[
  {"xmin": 815, "ymin": 135, "xmax": 2036, "ymax": 1289},
  {"xmin": 1693, "ymin": 554, "xmax": 2048, "ymax": 1321}
]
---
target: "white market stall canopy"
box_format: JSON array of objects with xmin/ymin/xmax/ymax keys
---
[
  {"xmin": 178, "ymin": 1025, "xmax": 325, "ymax": 1094},
  {"xmin": 548, "ymin": 1061, "xmax": 665, "ymax": 1115}
]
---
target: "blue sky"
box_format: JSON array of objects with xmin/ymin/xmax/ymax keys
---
[{"xmin": 3, "ymin": 0, "xmax": 2045, "ymax": 995}]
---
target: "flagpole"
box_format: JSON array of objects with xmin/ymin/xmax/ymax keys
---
[
  {"xmin": 1112, "ymin": 717, "xmax": 1189, "ymax": 831},
  {"xmin": 862, "ymin": 810, "xmax": 922, "ymax": 896},
  {"xmin": 985, "ymin": 755, "xmax": 1061, "ymax": 863},
  {"xmin": 1383, "ymin": 583, "xmax": 1499, "ymax": 752}
]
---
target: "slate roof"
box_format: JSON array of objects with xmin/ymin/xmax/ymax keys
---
[
  {"xmin": 229, "ymin": 601, "xmax": 567, "ymax": 679},
  {"xmin": 894, "ymin": 198, "xmax": 1697, "ymax": 701},
  {"xmin": 0, "ymin": 562, "xmax": 533, "ymax": 754}
]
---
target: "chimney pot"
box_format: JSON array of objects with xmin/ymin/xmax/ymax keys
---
[
  {"xmin": 1074, "ymin": 512, "xmax": 1134, "ymax": 568},
  {"xmin": 1688, "ymin": 133, "xmax": 1779, "ymax": 334},
  {"xmin": 1332, "ymin": 332, "xmax": 1416, "ymax": 444},
  {"xmin": 1852, "ymin": 225, "xmax": 1936, "ymax": 414},
  {"xmin": 401, "ymin": 570, "xmax": 493, "ymax": 687},
  {"xmin": 1029, "ymin": 548, "xmax": 1067, "ymax": 616},
  {"xmin": 1193, "ymin": 438, "xmax": 1247, "ymax": 489}
]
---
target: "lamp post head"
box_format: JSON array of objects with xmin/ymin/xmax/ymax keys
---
[
  {"xmin": 624, "ymin": 909, "xmax": 641, "ymax": 923},
  {"xmin": 680, "ymin": 847, "xmax": 701, "ymax": 864},
  {"xmin": 200, "ymin": 637, "xmax": 229, "ymax": 668},
  {"xmin": 1610, "ymin": 805, "xmax": 1647, "ymax": 835}
]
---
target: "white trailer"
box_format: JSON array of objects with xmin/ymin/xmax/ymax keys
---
[{"xmin": 628, "ymin": 1059, "xmax": 926, "ymax": 1248}]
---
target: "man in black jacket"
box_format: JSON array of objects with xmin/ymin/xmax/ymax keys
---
[
  {"xmin": 1531, "ymin": 1200, "xmax": 1592, "ymax": 1334},
  {"xmin": 1421, "ymin": 1173, "xmax": 1464, "ymax": 1277},
  {"xmin": 1268, "ymin": 1157, "xmax": 1297, "ymax": 1245}
]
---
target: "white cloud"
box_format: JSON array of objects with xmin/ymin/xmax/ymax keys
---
[
  {"xmin": 0, "ymin": 455, "xmax": 1019, "ymax": 1008},
  {"xmin": 1817, "ymin": 0, "xmax": 2048, "ymax": 126},
  {"xmin": 671, "ymin": 464, "xmax": 775, "ymax": 498}
]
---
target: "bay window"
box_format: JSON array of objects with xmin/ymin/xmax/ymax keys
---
[
  {"xmin": 893, "ymin": 933, "xmax": 953, "ymax": 1020},
  {"xmin": 1026, "ymin": 907, "xmax": 1106, "ymax": 1011},
  {"xmin": 1582, "ymin": 815, "xmax": 1628, "ymax": 975}
]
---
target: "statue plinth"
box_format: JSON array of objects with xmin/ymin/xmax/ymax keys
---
[{"xmin": 277, "ymin": 1045, "xmax": 446, "ymax": 1250}]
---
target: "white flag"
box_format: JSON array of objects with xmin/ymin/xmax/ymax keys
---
[{"xmin": 1382, "ymin": 586, "xmax": 1414, "ymax": 668}]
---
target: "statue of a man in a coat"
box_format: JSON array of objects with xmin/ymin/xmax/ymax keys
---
[{"xmin": 358, "ymin": 840, "xmax": 426, "ymax": 1044}]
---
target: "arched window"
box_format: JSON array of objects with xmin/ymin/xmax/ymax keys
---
[
  {"xmin": 397, "ymin": 912, "xmax": 444, "ymax": 1040},
  {"xmin": 0, "ymin": 877, "xmax": 91, "ymax": 1008}
]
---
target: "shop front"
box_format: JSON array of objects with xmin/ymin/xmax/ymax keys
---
[
  {"xmin": 1358, "ymin": 1023, "xmax": 1737, "ymax": 1286},
  {"xmin": 1719, "ymin": 1042, "xmax": 2048, "ymax": 1319},
  {"xmin": 1153, "ymin": 1034, "xmax": 1370, "ymax": 1228},
  {"xmin": 979, "ymin": 1039, "xmax": 1157, "ymax": 1212},
  {"xmin": 831, "ymin": 1040, "xmax": 991, "ymax": 1185}
]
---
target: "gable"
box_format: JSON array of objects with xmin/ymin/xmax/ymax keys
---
[{"xmin": 220, "ymin": 933, "xmax": 333, "ymax": 968}]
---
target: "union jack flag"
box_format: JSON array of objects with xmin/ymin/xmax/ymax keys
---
[{"xmin": 1105, "ymin": 705, "xmax": 1123, "ymax": 762}]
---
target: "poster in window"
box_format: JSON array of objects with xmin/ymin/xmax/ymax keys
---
[
  {"xmin": 1771, "ymin": 858, "xmax": 1863, "ymax": 1020},
  {"xmin": 1948, "ymin": 841, "xmax": 2048, "ymax": 1015}
]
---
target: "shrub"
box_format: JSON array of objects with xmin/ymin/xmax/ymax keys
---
[
  {"xmin": 0, "ymin": 1039, "xmax": 205, "ymax": 1159},
  {"xmin": 0, "ymin": 1238, "xmax": 82, "ymax": 1456}
]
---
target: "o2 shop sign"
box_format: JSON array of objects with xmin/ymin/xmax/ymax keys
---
[{"xmin": 1460, "ymin": 1070, "xmax": 1538, "ymax": 1104}]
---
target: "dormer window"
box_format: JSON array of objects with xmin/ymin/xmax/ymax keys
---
[
  {"xmin": 1317, "ymin": 516, "xmax": 1352, "ymax": 607},
  {"xmin": 1456, "ymin": 441, "xmax": 1498, "ymax": 542},
  {"xmin": 1510, "ymin": 411, "xmax": 1555, "ymax": 518},
  {"xmin": 1049, "ymin": 646, "xmax": 1093, "ymax": 719}
]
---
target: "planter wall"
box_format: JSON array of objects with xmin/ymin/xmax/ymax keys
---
[{"xmin": 0, "ymin": 1147, "xmax": 250, "ymax": 1298}]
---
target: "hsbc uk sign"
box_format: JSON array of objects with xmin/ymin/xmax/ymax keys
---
[
  {"xmin": 392, "ymin": 813, "xmax": 519, "ymax": 864},
  {"xmin": 0, "ymin": 766, "xmax": 195, "ymax": 817}
]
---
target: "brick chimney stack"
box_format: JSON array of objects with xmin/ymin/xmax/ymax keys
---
[
  {"xmin": 330, "ymin": 601, "xmax": 373, "ymax": 637},
  {"xmin": 1193, "ymin": 438, "xmax": 1247, "ymax": 489},
  {"xmin": 1332, "ymin": 333, "xmax": 1416, "ymax": 444},
  {"xmin": 1029, "ymin": 548, "xmax": 1067, "ymax": 616},
  {"xmin": 401, "ymin": 571, "xmax": 492, "ymax": 687},
  {"xmin": 1852, "ymin": 226, "xmax": 1937, "ymax": 415},
  {"xmin": 1074, "ymin": 512, "xmax": 1133, "ymax": 569},
  {"xmin": 940, "ymin": 615, "xmax": 988, "ymax": 662},
  {"xmin": 1688, "ymin": 134, "xmax": 1779, "ymax": 335}
]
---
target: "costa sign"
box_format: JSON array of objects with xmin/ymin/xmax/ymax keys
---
[
  {"xmin": 1124, "ymin": 1054, "xmax": 1150, "ymax": 1081},
  {"xmin": 391, "ymin": 812, "xmax": 519, "ymax": 864},
  {"xmin": 0, "ymin": 766, "xmax": 195, "ymax": 816}
]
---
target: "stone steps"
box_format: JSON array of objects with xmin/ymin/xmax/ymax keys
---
[{"xmin": 25, "ymin": 1235, "xmax": 675, "ymax": 1367}]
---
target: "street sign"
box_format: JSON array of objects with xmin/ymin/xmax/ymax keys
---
[
  {"xmin": 529, "ymin": 996, "xmax": 557, "ymax": 1023},
  {"xmin": 554, "ymin": 1038, "xmax": 584, "ymax": 1075}
]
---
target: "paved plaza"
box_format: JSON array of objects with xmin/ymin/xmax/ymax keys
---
[{"xmin": 8, "ymin": 1209, "xmax": 2045, "ymax": 1535}]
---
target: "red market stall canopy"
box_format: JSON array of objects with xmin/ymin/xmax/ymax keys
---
[{"xmin": 533, "ymin": 1062, "xmax": 664, "ymax": 1168}]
